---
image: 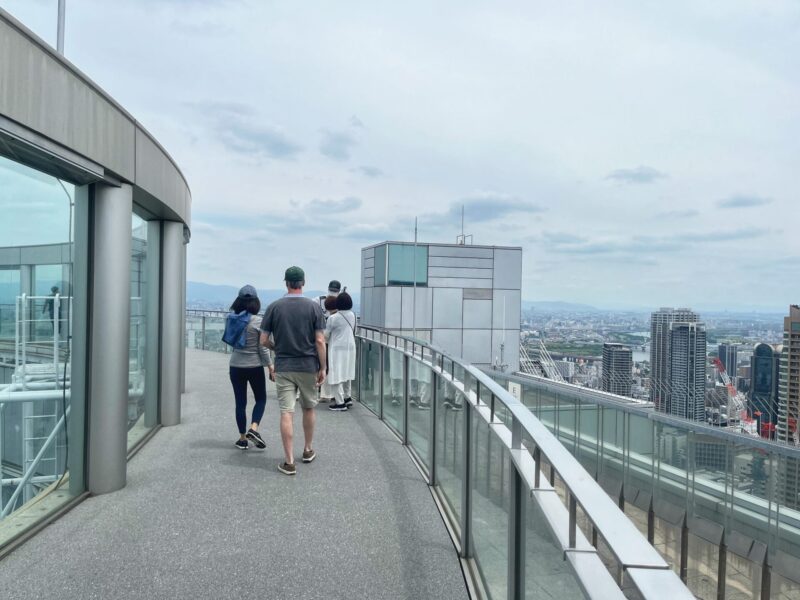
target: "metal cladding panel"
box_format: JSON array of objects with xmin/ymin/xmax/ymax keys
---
[
  {"xmin": 428, "ymin": 277, "xmax": 492, "ymax": 289},
  {"xmin": 462, "ymin": 329, "xmax": 492, "ymax": 364},
  {"xmin": 428, "ymin": 266, "xmax": 493, "ymax": 279},
  {"xmin": 0, "ymin": 247, "xmax": 22, "ymax": 265},
  {"xmin": 134, "ymin": 128, "xmax": 191, "ymax": 224},
  {"xmin": 20, "ymin": 244, "xmax": 64, "ymax": 265},
  {"xmin": 428, "ymin": 245, "xmax": 494, "ymax": 259},
  {"xmin": 432, "ymin": 328, "xmax": 462, "ymax": 359},
  {"xmin": 491, "ymin": 329, "xmax": 520, "ymax": 372},
  {"xmin": 363, "ymin": 277, "xmax": 374, "ymax": 287},
  {"xmin": 400, "ymin": 286, "xmax": 432, "ymax": 330},
  {"xmin": 363, "ymin": 247, "xmax": 374, "ymax": 259},
  {"xmin": 396, "ymin": 329, "xmax": 431, "ymax": 343},
  {"xmin": 432, "ymin": 287, "xmax": 463, "ymax": 328},
  {"xmin": 384, "ymin": 286, "xmax": 402, "ymax": 328},
  {"xmin": 360, "ymin": 287, "xmax": 373, "ymax": 325},
  {"xmin": 463, "ymin": 299, "xmax": 492, "ymax": 329},
  {"xmin": 492, "ymin": 289, "xmax": 521, "ymax": 329},
  {"xmin": 372, "ymin": 286, "xmax": 386, "ymax": 327},
  {"xmin": 429, "ymin": 256, "xmax": 493, "ymax": 269},
  {"xmin": 493, "ymin": 248, "xmax": 522, "ymax": 289}
]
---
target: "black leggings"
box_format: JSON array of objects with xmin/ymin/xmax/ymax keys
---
[{"xmin": 229, "ymin": 366, "xmax": 267, "ymax": 434}]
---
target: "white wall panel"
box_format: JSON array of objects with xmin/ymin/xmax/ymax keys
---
[
  {"xmin": 428, "ymin": 277, "xmax": 492, "ymax": 289},
  {"xmin": 463, "ymin": 299, "xmax": 492, "ymax": 329},
  {"xmin": 491, "ymin": 330, "xmax": 520, "ymax": 372},
  {"xmin": 432, "ymin": 288, "xmax": 463, "ymax": 328},
  {"xmin": 493, "ymin": 248, "xmax": 522, "ymax": 289},
  {"xmin": 400, "ymin": 286, "xmax": 433, "ymax": 330},
  {"xmin": 428, "ymin": 245, "xmax": 494, "ymax": 258},
  {"xmin": 492, "ymin": 289, "xmax": 521, "ymax": 330},
  {"xmin": 429, "ymin": 266, "xmax": 493, "ymax": 279},
  {"xmin": 384, "ymin": 286, "xmax": 402, "ymax": 328},
  {"xmin": 432, "ymin": 328, "xmax": 462, "ymax": 358},
  {"xmin": 462, "ymin": 329, "xmax": 492, "ymax": 364},
  {"xmin": 361, "ymin": 287, "xmax": 374, "ymax": 326},
  {"xmin": 429, "ymin": 256, "xmax": 494, "ymax": 269}
]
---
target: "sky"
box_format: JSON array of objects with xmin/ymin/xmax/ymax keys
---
[{"xmin": 3, "ymin": 0, "xmax": 799, "ymax": 311}]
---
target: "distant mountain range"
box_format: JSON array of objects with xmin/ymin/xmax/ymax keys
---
[
  {"xmin": 186, "ymin": 281, "xmax": 360, "ymax": 309},
  {"xmin": 522, "ymin": 300, "xmax": 601, "ymax": 313}
]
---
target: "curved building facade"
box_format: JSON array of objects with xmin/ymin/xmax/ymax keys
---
[{"xmin": 0, "ymin": 9, "xmax": 189, "ymax": 552}]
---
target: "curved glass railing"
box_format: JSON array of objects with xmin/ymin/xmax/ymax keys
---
[
  {"xmin": 488, "ymin": 369, "xmax": 800, "ymax": 599},
  {"xmin": 355, "ymin": 326, "xmax": 692, "ymax": 600}
]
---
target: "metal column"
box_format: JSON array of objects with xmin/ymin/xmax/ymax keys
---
[
  {"xmin": 160, "ymin": 221, "xmax": 184, "ymax": 427},
  {"xmin": 86, "ymin": 183, "xmax": 132, "ymax": 495},
  {"xmin": 144, "ymin": 221, "xmax": 161, "ymax": 429}
]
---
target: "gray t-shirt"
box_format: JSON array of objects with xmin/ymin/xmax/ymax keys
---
[
  {"xmin": 261, "ymin": 295, "xmax": 326, "ymax": 373},
  {"xmin": 229, "ymin": 314, "xmax": 273, "ymax": 369}
]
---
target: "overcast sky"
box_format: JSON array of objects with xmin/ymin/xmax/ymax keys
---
[{"xmin": 3, "ymin": 0, "xmax": 799, "ymax": 311}]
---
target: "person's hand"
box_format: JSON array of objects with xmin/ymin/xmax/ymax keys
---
[
  {"xmin": 316, "ymin": 369, "xmax": 326, "ymax": 386},
  {"xmin": 268, "ymin": 366, "xmax": 276, "ymax": 382}
]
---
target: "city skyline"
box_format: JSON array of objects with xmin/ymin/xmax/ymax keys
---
[{"xmin": 1, "ymin": 1, "xmax": 797, "ymax": 312}]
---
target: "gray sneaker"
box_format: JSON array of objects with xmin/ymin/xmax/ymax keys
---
[
  {"xmin": 302, "ymin": 448, "xmax": 316, "ymax": 463},
  {"xmin": 278, "ymin": 462, "xmax": 296, "ymax": 476}
]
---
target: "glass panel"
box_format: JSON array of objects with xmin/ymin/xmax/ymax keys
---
[
  {"xmin": 202, "ymin": 316, "xmax": 228, "ymax": 353},
  {"xmin": 471, "ymin": 415, "xmax": 509, "ymax": 599},
  {"xmin": 387, "ymin": 243, "xmax": 428, "ymax": 286},
  {"xmin": 127, "ymin": 214, "xmax": 154, "ymax": 449},
  {"xmin": 725, "ymin": 550, "xmax": 761, "ymax": 600},
  {"xmin": 576, "ymin": 399, "xmax": 599, "ymax": 477},
  {"xmin": 0, "ymin": 269, "xmax": 20, "ymax": 340},
  {"xmin": 0, "ymin": 155, "xmax": 79, "ymax": 540},
  {"xmin": 525, "ymin": 493, "xmax": 586, "ymax": 599},
  {"xmin": 358, "ymin": 339, "xmax": 381, "ymax": 413},
  {"xmin": 408, "ymin": 360, "xmax": 432, "ymax": 467},
  {"xmin": 653, "ymin": 516, "xmax": 682, "ymax": 577},
  {"xmin": 383, "ymin": 347, "xmax": 404, "ymax": 436},
  {"xmin": 655, "ymin": 422, "xmax": 689, "ymax": 511},
  {"xmin": 539, "ymin": 387, "xmax": 556, "ymax": 431},
  {"xmin": 556, "ymin": 393, "xmax": 577, "ymax": 453},
  {"xmin": 626, "ymin": 413, "xmax": 654, "ymax": 493},
  {"xmin": 599, "ymin": 406, "xmax": 625, "ymax": 483},
  {"xmin": 686, "ymin": 532, "xmax": 718, "ymax": 600},
  {"xmin": 773, "ymin": 571, "xmax": 800, "ymax": 599},
  {"xmin": 373, "ymin": 244, "xmax": 386, "ymax": 287},
  {"xmin": 435, "ymin": 375, "xmax": 464, "ymax": 522}
]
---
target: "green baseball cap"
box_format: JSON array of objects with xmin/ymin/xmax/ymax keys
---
[{"xmin": 284, "ymin": 266, "xmax": 305, "ymax": 282}]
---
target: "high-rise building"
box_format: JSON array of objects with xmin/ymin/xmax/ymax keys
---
[
  {"xmin": 669, "ymin": 322, "xmax": 707, "ymax": 422},
  {"xmin": 649, "ymin": 307, "xmax": 700, "ymax": 412},
  {"xmin": 750, "ymin": 343, "xmax": 781, "ymax": 436},
  {"xmin": 602, "ymin": 342, "xmax": 632, "ymax": 397},
  {"xmin": 718, "ymin": 342, "xmax": 739, "ymax": 381},
  {"xmin": 778, "ymin": 305, "xmax": 800, "ymax": 444},
  {"xmin": 360, "ymin": 241, "xmax": 522, "ymax": 372}
]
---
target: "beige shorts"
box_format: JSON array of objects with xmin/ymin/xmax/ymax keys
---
[{"xmin": 275, "ymin": 372, "xmax": 319, "ymax": 413}]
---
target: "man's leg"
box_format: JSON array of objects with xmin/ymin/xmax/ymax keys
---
[
  {"xmin": 302, "ymin": 407, "xmax": 316, "ymax": 452},
  {"xmin": 275, "ymin": 373, "xmax": 298, "ymax": 465}
]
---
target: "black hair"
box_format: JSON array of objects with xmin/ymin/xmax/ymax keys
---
[
  {"xmin": 230, "ymin": 296, "xmax": 261, "ymax": 314},
  {"xmin": 287, "ymin": 280, "xmax": 304, "ymax": 290},
  {"xmin": 336, "ymin": 292, "xmax": 353, "ymax": 311},
  {"xmin": 324, "ymin": 296, "xmax": 338, "ymax": 311}
]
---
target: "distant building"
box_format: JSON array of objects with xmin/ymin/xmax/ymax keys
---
[
  {"xmin": 778, "ymin": 305, "xmax": 800, "ymax": 444},
  {"xmin": 750, "ymin": 343, "xmax": 781, "ymax": 433},
  {"xmin": 555, "ymin": 359, "xmax": 575, "ymax": 381},
  {"xmin": 360, "ymin": 241, "xmax": 522, "ymax": 372},
  {"xmin": 718, "ymin": 342, "xmax": 739, "ymax": 380},
  {"xmin": 669, "ymin": 322, "xmax": 707, "ymax": 422},
  {"xmin": 650, "ymin": 307, "xmax": 700, "ymax": 413},
  {"xmin": 602, "ymin": 342, "xmax": 632, "ymax": 397}
]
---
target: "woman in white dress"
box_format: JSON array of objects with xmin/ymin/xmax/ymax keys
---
[{"xmin": 325, "ymin": 291, "xmax": 356, "ymax": 411}]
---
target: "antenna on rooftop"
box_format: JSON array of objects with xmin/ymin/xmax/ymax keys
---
[
  {"xmin": 456, "ymin": 205, "xmax": 473, "ymax": 245},
  {"xmin": 57, "ymin": 0, "xmax": 66, "ymax": 55}
]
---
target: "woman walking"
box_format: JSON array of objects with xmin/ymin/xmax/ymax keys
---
[
  {"xmin": 325, "ymin": 291, "xmax": 356, "ymax": 411},
  {"xmin": 228, "ymin": 285, "xmax": 274, "ymax": 449}
]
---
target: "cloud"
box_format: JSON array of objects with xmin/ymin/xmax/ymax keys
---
[
  {"xmin": 424, "ymin": 191, "xmax": 544, "ymax": 227},
  {"xmin": 656, "ymin": 209, "xmax": 700, "ymax": 219},
  {"xmin": 190, "ymin": 102, "xmax": 302, "ymax": 159},
  {"xmin": 717, "ymin": 194, "xmax": 772, "ymax": 209},
  {"xmin": 305, "ymin": 196, "xmax": 362, "ymax": 212},
  {"xmin": 606, "ymin": 166, "xmax": 667, "ymax": 184},
  {"xmin": 351, "ymin": 165, "xmax": 384, "ymax": 178},
  {"xmin": 349, "ymin": 115, "xmax": 365, "ymax": 128},
  {"xmin": 319, "ymin": 130, "xmax": 357, "ymax": 161}
]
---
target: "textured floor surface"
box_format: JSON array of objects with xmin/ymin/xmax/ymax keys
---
[{"xmin": 0, "ymin": 349, "xmax": 468, "ymax": 600}]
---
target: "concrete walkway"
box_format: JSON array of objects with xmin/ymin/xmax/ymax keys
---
[{"xmin": 0, "ymin": 349, "xmax": 468, "ymax": 600}]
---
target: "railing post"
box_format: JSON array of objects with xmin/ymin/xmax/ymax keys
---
[
  {"xmin": 378, "ymin": 344, "xmax": 384, "ymax": 421},
  {"xmin": 429, "ymin": 365, "xmax": 437, "ymax": 485},
  {"xmin": 357, "ymin": 337, "xmax": 362, "ymax": 405},
  {"xmin": 508, "ymin": 416, "xmax": 526, "ymax": 600},
  {"xmin": 460, "ymin": 376, "xmax": 473, "ymax": 559},
  {"xmin": 569, "ymin": 493, "xmax": 577, "ymax": 548},
  {"xmin": 717, "ymin": 535, "xmax": 726, "ymax": 600},
  {"xmin": 402, "ymin": 352, "xmax": 409, "ymax": 445},
  {"xmin": 201, "ymin": 316, "xmax": 206, "ymax": 350}
]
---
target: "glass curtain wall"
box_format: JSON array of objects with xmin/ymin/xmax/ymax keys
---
[
  {"xmin": 0, "ymin": 154, "xmax": 79, "ymax": 536},
  {"xmin": 127, "ymin": 213, "xmax": 157, "ymax": 449}
]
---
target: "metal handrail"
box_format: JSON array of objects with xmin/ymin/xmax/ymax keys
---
[{"xmin": 356, "ymin": 325, "xmax": 692, "ymax": 600}]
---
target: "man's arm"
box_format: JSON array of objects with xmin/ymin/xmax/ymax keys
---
[
  {"xmin": 259, "ymin": 331, "xmax": 275, "ymax": 350},
  {"xmin": 315, "ymin": 330, "xmax": 327, "ymax": 386}
]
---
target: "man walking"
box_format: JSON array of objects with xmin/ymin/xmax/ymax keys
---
[
  {"xmin": 260, "ymin": 266, "xmax": 326, "ymax": 475},
  {"xmin": 314, "ymin": 280, "xmax": 341, "ymax": 318}
]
